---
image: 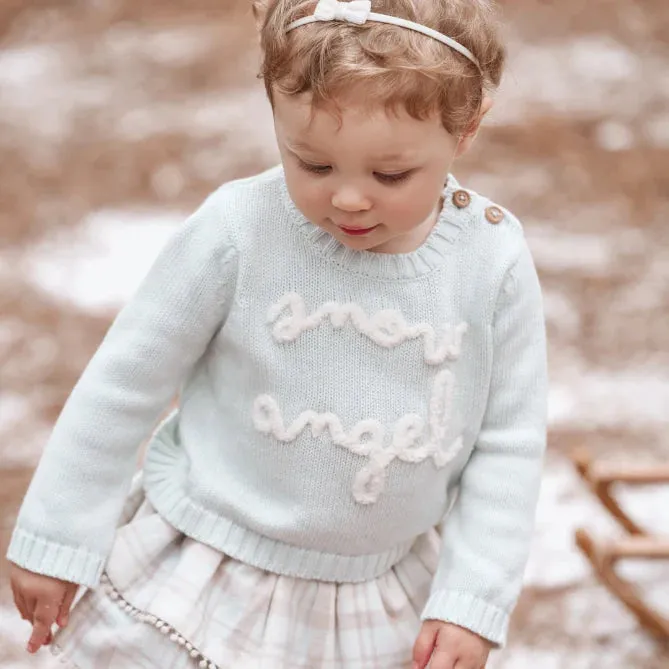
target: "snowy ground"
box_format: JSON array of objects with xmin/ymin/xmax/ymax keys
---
[{"xmin": 1, "ymin": 0, "xmax": 668, "ymax": 667}]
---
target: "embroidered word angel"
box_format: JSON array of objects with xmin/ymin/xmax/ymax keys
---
[{"xmin": 253, "ymin": 293, "xmax": 468, "ymax": 505}]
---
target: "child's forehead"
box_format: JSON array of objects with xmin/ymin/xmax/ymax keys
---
[{"xmin": 274, "ymin": 92, "xmax": 444, "ymax": 147}]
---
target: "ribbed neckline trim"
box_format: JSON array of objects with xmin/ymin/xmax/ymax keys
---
[{"xmin": 278, "ymin": 170, "xmax": 473, "ymax": 280}]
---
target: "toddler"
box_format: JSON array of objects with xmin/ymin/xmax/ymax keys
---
[{"xmin": 8, "ymin": 1, "xmax": 547, "ymax": 667}]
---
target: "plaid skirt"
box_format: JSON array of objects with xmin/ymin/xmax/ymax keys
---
[{"xmin": 52, "ymin": 475, "xmax": 440, "ymax": 669}]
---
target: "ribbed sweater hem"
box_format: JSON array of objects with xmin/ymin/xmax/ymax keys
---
[{"xmin": 143, "ymin": 428, "xmax": 415, "ymax": 583}]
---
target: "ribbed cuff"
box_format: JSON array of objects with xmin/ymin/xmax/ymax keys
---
[
  {"xmin": 421, "ymin": 590, "xmax": 509, "ymax": 647},
  {"xmin": 6, "ymin": 528, "xmax": 105, "ymax": 588}
]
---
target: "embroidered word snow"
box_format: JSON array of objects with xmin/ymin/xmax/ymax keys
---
[{"xmin": 268, "ymin": 292, "xmax": 467, "ymax": 365}]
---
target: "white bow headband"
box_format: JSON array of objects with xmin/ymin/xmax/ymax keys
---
[{"xmin": 286, "ymin": 0, "xmax": 481, "ymax": 71}]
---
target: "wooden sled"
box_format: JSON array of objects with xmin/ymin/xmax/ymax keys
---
[{"xmin": 572, "ymin": 449, "xmax": 669, "ymax": 640}]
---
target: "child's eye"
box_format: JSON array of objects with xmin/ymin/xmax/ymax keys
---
[
  {"xmin": 374, "ymin": 170, "xmax": 413, "ymax": 185},
  {"xmin": 298, "ymin": 161, "xmax": 332, "ymax": 175}
]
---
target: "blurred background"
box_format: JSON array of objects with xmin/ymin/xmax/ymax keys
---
[{"xmin": 0, "ymin": 0, "xmax": 668, "ymax": 667}]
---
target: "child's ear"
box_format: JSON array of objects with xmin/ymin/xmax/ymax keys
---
[{"xmin": 455, "ymin": 96, "xmax": 494, "ymax": 158}]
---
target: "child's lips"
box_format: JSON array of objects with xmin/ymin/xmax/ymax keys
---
[{"xmin": 337, "ymin": 224, "xmax": 379, "ymax": 236}]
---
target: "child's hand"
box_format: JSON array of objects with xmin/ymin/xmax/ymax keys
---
[
  {"xmin": 412, "ymin": 620, "xmax": 492, "ymax": 669},
  {"xmin": 9, "ymin": 564, "xmax": 78, "ymax": 654}
]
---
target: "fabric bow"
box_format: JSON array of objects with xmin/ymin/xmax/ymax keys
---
[{"xmin": 313, "ymin": 0, "xmax": 372, "ymax": 25}]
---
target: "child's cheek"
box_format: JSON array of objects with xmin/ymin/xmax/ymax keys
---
[
  {"xmin": 385, "ymin": 186, "xmax": 433, "ymax": 230},
  {"xmin": 286, "ymin": 176, "xmax": 325, "ymax": 222},
  {"xmin": 304, "ymin": 182, "xmax": 332, "ymax": 220}
]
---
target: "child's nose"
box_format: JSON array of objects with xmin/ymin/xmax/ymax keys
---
[{"xmin": 332, "ymin": 185, "xmax": 372, "ymax": 212}]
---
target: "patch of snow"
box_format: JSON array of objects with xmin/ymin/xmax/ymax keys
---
[
  {"xmin": 644, "ymin": 114, "xmax": 669, "ymax": 148},
  {"xmin": 0, "ymin": 45, "xmax": 65, "ymax": 88},
  {"xmin": 615, "ymin": 252, "xmax": 669, "ymax": 313},
  {"xmin": 0, "ymin": 389, "xmax": 51, "ymax": 464},
  {"xmin": 567, "ymin": 38, "xmax": 639, "ymax": 83},
  {"xmin": 494, "ymin": 35, "xmax": 657, "ymax": 123},
  {"xmin": 150, "ymin": 163, "xmax": 187, "ymax": 200},
  {"xmin": 101, "ymin": 24, "xmax": 218, "ymax": 66},
  {"xmin": 465, "ymin": 165, "xmax": 554, "ymax": 205},
  {"xmin": 0, "ymin": 29, "xmax": 274, "ymax": 153},
  {"xmin": 616, "ymin": 486, "xmax": 669, "ymax": 537},
  {"xmin": 0, "ymin": 42, "xmax": 113, "ymax": 140},
  {"xmin": 558, "ymin": 586, "xmax": 660, "ymax": 657},
  {"xmin": 512, "ymin": 452, "xmax": 666, "ymax": 664},
  {"xmin": 490, "ymin": 588, "xmax": 658, "ymax": 668},
  {"xmin": 526, "ymin": 451, "xmax": 669, "ymax": 589},
  {"xmin": 19, "ymin": 209, "xmax": 185, "ymax": 311},
  {"xmin": 0, "ymin": 317, "xmax": 22, "ymax": 351},
  {"xmin": 0, "ymin": 393, "xmax": 34, "ymax": 430},
  {"xmin": 526, "ymin": 227, "xmax": 617, "ymax": 276},
  {"xmin": 524, "ymin": 454, "xmax": 622, "ymax": 588},
  {"xmin": 0, "ymin": 44, "xmax": 74, "ymax": 139},
  {"xmin": 542, "ymin": 290, "xmax": 581, "ymax": 338},
  {"xmin": 549, "ymin": 367, "xmax": 669, "ymax": 430},
  {"xmin": 0, "ymin": 606, "xmax": 60, "ymax": 668},
  {"xmin": 115, "ymin": 87, "xmax": 278, "ymax": 162},
  {"xmin": 489, "ymin": 649, "xmax": 564, "ymax": 669},
  {"xmin": 595, "ymin": 120, "xmax": 635, "ymax": 152}
]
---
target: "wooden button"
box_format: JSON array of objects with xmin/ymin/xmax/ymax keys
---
[
  {"xmin": 452, "ymin": 190, "xmax": 471, "ymax": 209},
  {"xmin": 485, "ymin": 206, "xmax": 504, "ymax": 224}
]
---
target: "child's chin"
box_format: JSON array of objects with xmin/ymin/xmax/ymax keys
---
[
  {"xmin": 338, "ymin": 237, "xmax": 381, "ymax": 251},
  {"xmin": 333, "ymin": 230, "xmax": 385, "ymax": 251}
]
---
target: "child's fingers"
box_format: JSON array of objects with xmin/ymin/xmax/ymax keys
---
[
  {"xmin": 453, "ymin": 660, "xmax": 485, "ymax": 669},
  {"xmin": 412, "ymin": 624, "xmax": 437, "ymax": 669},
  {"xmin": 10, "ymin": 582, "xmax": 29, "ymax": 621},
  {"xmin": 27, "ymin": 600, "xmax": 57, "ymax": 653},
  {"xmin": 57, "ymin": 585, "xmax": 78, "ymax": 628},
  {"xmin": 426, "ymin": 646, "xmax": 458, "ymax": 669},
  {"xmin": 24, "ymin": 595, "xmax": 37, "ymax": 625}
]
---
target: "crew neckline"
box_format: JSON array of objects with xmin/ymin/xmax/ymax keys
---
[{"xmin": 278, "ymin": 171, "xmax": 474, "ymax": 280}]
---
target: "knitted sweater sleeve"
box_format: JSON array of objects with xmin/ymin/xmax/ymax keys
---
[
  {"xmin": 7, "ymin": 196, "xmax": 238, "ymax": 587},
  {"xmin": 421, "ymin": 240, "xmax": 548, "ymax": 646}
]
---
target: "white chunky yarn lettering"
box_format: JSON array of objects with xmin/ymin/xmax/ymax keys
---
[
  {"xmin": 253, "ymin": 369, "xmax": 463, "ymax": 504},
  {"xmin": 268, "ymin": 293, "xmax": 468, "ymax": 365}
]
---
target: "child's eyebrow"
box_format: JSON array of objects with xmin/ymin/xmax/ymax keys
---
[
  {"xmin": 285, "ymin": 140, "xmax": 318, "ymax": 153},
  {"xmin": 374, "ymin": 152, "xmax": 415, "ymax": 161},
  {"xmin": 285, "ymin": 139, "xmax": 419, "ymax": 163}
]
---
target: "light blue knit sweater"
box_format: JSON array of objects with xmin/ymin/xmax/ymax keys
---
[{"xmin": 8, "ymin": 166, "xmax": 547, "ymax": 646}]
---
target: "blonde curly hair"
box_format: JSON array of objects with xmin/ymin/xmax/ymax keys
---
[{"xmin": 252, "ymin": 0, "xmax": 506, "ymax": 136}]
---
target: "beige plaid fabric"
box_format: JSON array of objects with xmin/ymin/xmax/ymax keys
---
[{"xmin": 52, "ymin": 480, "xmax": 439, "ymax": 669}]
